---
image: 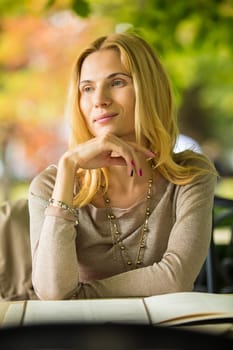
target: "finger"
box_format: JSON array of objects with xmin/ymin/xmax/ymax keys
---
[
  {"xmin": 127, "ymin": 142, "xmax": 156, "ymax": 158},
  {"xmin": 129, "ymin": 148, "xmax": 143, "ymax": 177},
  {"xmin": 127, "ymin": 144, "xmax": 156, "ymax": 176},
  {"xmin": 113, "ymin": 145, "xmax": 135, "ymax": 176},
  {"xmin": 114, "ymin": 142, "xmax": 145, "ymax": 176},
  {"xmin": 103, "ymin": 135, "xmax": 136, "ymax": 176}
]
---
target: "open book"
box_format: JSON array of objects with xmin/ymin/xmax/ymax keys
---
[{"xmin": 1, "ymin": 292, "xmax": 233, "ymax": 328}]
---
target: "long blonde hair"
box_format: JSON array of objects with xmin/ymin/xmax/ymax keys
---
[{"xmin": 66, "ymin": 33, "xmax": 216, "ymax": 207}]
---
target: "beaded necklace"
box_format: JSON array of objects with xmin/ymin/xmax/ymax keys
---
[{"xmin": 103, "ymin": 177, "xmax": 153, "ymax": 269}]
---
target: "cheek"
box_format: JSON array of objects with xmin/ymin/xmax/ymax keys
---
[
  {"xmin": 79, "ymin": 96, "xmax": 86, "ymax": 113},
  {"xmin": 79, "ymin": 96, "xmax": 90, "ymax": 120}
]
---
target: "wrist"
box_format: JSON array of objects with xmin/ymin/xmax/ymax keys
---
[
  {"xmin": 53, "ymin": 152, "xmax": 78, "ymax": 206},
  {"xmin": 58, "ymin": 151, "xmax": 79, "ymax": 173}
]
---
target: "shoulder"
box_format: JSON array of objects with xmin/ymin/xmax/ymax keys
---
[
  {"xmin": 176, "ymin": 151, "xmax": 217, "ymax": 176},
  {"xmin": 29, "ymin": 164, "xmax": 57, "ymax": 201},
  {"xmin": 186, "ymin": 154, "xmax": 217, "ymax": 190},
  {"xmin": 172, "ymin": 152, "xmax": 218, "ymax": 197}
]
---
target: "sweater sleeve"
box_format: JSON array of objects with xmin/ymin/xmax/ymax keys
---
[
  {"xmin": 76, "ymin": 171, "xmax": 217, "ymax": 299},
  {"xmin": 28, "ymin": 166, "xmax": 80, "ymax": 300}
]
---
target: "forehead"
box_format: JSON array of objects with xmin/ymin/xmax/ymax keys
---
[{"xmin": 80, "ymin": 49, "xmax": 128, "ymax": 80}]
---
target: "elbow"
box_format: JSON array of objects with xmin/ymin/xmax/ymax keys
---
[
  {"xmin": 168, "ymin": 269, "xmax": 194, "ymax": 294},
  {"xmin": 33, "ymin": 284, "xmax": 66, "ymax": 300},
  {"xmin": 32, "ymin": 277, "xmax": 77, "ymax": 300},
  {"xmin": 174, "ymin": 280, "xmax": 193, "ymax": 293},
  {"xmin": 159, "ymin": 253, "xmax": 196, "ymax": 294},
  {"xmin": 161, "ymin": 279, "xmax": 193, "ymax": 295}
]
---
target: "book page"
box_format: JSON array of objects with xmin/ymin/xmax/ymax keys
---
[
  {"xmin": 0, "ymin": 302, "xmax": 10, "ymax": 327},
  {"xmin": 23, "ymin": 298, "xmax": 149, "ymax": 325},
  {"xmin": 1, "ymin": 301, "xmax": 25, "ymax": 328},
  {"xmin": 144, "ymin": 292, "xmax": 233, "ymax": 326}
]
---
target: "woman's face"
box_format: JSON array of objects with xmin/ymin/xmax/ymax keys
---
[{"xmin": 79, "ymin": 49, "xmax": 136, "ymax": 140}]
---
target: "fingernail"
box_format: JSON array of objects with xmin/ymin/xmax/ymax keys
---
[
  {"xmin": 139, "ymin": 168, "xmax": 143, "ymax": 176},
  {"xmin": 131, "ymin": 160, "xmax": 136, "ymax": 167},
  {"xmin": 130, "ymin": 169, "xmax": 134, "ymax": 177}
]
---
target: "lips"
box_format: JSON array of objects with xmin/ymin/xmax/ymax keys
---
[{"xmin": 94, "ymin": 112, "xmax": 118, "ymax": 122}]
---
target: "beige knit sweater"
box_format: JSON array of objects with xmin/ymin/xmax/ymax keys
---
[{"xmin": 28, "ymin": 162, "xmax": 216, "ymax": 300}]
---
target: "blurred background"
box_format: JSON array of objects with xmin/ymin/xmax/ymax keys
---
[{"xmin": 0, "ymin": 0, "xmax": 233, "ymax": 202}]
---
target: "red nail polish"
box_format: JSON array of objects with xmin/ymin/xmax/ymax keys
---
[
  {"xmin": 139, "ymin": 168, "xmax": 143, "ymax": 176},
  {"xmin": 131, "ymin": 160, "xmax": 136, "ymax": 167}
]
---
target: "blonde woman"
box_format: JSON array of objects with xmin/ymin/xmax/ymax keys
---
[{"xmin": 29, "ymin": 33, "xmax": 217, "ymax": 300}]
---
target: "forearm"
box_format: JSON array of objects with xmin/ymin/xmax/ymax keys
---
[
  {"xmin": 75, "ymin": 225, "xmax": 210, "ymax": 299},
  {"xmin": 75, "ymin": 252, "xmax": 194, "ymax": 299},
  {"xmin": 32, "ymin": 214, "xmax": 79, "ymax": 300}
]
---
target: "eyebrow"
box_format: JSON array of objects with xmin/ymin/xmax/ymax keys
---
[{"xmin": 79, "ymin": 72, "xmax": 132, "ymax": 85}]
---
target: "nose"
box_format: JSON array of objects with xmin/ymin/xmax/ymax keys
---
[{"xmin": 93, "ymin": 85, "xmax": 112, "ymax": 108}]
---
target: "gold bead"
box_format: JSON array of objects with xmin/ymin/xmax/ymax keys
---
[{"xmin": 104, "ymin": 175, "xmax": 153, "ymax": 267}]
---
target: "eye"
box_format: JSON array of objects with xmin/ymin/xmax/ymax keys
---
[
  {"xmin": 111, "ymin": 79, "xmax": 126, "ymax": 87},
  {"xmin": 81, "ymin": 85, "xmax": 94, "ymax": 93}
]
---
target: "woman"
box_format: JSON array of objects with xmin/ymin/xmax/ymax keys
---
[{"xmin": 28, "ymin": 33, "xmax": 217, "ymax": 300}]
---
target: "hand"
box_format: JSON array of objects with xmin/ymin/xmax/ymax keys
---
[{"xmin": 61, "ymin": 133, "xmax": 155, "ymax": 176}]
